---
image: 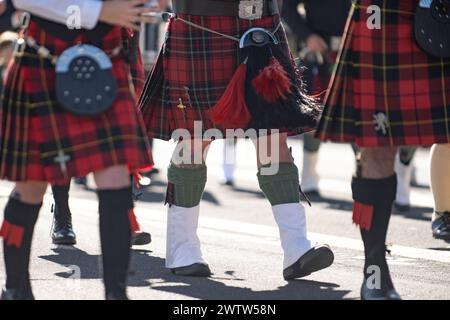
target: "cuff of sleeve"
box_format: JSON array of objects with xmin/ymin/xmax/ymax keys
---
[{"xmin": 80, "ymin": 0, "xmax": 103, "ymax": 29}]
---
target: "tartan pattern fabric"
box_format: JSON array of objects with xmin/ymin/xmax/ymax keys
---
[
  {"xmin": 124, "ymin": 30, "xmax": 145, "ymax": 97},
  {"xmin": 139, "ymin": 14, "xmax": 304, "ymax": 140},
  {"xmin": 316, "ymin": 0, "xmax": 450, "ymax": 147},
  {"xmin": 0, "ymin": 21, "xmax": 153, "ymax": 185}
]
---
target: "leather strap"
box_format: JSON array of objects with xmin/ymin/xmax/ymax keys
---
[{"xmin": 172, "ymin": 0, "xmax": 279, "ymax": 17}]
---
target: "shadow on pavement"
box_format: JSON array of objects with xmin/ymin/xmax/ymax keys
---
[
  {"xmin": 306, "ymin": 194, "xmax": 433, "ymax": 222},
  {"xmin": 40, "ymin": 247, "xmax": 102, "ymax": 279},
  {"xmin": 39, "ymin": 248, "xmax": 350, "ymax": 300},
  {"xmin": 128, "ymin": 250, "xmax": 351, "ymax": 300},
  {"xmin": 228, "ymin": 186, "xmax": 266, "ymax": 199}
]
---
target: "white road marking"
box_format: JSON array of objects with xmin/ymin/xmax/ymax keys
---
[{"xmin": 29, "ymin": 191, "xmax": 449, "ymax": 265}]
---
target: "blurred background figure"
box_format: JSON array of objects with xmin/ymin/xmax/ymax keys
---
[
  {"xmin": 222, "ymin": 139, "xmax": 237, "ymax": 186},
  {"xmin": 394, "ymin": 147, "xmax": 418, "ymax": 212},
  {"xmin": 281, "ymin": 0, "xmax": 351, "ymax": 198},
  {"xmin": 430, "ymin": 144, "xmax": 450, "ymax": 242}
]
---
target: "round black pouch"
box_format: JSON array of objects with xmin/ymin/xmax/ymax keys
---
[
  {"xmin": 55, "ymin": 44, "xmax": 118, "ymax": 116},
  {"xmin": 415, "ymin": 0, "xmax": 450, "ymax": 58}
]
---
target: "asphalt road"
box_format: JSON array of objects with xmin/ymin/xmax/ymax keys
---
[{"xmin": 0, "ymin": 139, "xmax": 449, "ymax": 300}]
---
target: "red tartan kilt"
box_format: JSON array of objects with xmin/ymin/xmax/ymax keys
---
[
  {"xmin": 0, "ymin": 21, "xmax": 153, "ymax": 184},
  {"xmin": 316, "ymin": 0, "xmax": 450, "ymax": 147},
  {"xmin": 139, "ymin": 14, "xmax": 303, "ymax": 140},
  {"xmin": 124, "ymin": 30, "xmax": 145, "ymax": 97}
]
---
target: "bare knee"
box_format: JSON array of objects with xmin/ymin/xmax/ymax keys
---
[
  {"xmin": 13, "ymin": 181, "xmax": 48, "ymax": 204},
  {"xmin": 254, "ymin": 133, "xmax": 292, "ymax": 167},
  {"xmin": 94, "ymin": 165, "xmax": 130, "ymax": 189},
  {"xmin": 359, "ymin": 147, "xmax": 397, "ymax": 179}
]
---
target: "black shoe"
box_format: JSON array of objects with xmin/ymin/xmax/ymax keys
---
[
  {"xmin": 132, "ymin": 231, "xmax": 152, "ymax": 246},
  {"xmin": 283, "ymin": 245, "xmax": 334, "ymax": 280},
  {"xmin": 148, "ymin": 167, "xmax": 160, "ymax": 175},
  {"xmin": 359, "ymin": 249, "xmax": 402, "ymax": 300},
  {"xmin": 171, "ymin": 263, "xmax": 212, "ymax": 277},
  {"xmin": 394, "ymin": 202, "xmax": 410, "ymax": 213},
  {"xmin": 105, "ymin": 290, "xmax": 129, "ymax": 300},
  {"xmin": 222, "ymin": 180, "xmax": 235, "ymax": 187},
  {"xmin": 52, "ymin": 205, "xmax": 77, "ymax": 245},
  {"xmin": 1, "ymin": 286, "xmax": 34, "ymax": 300},
  {"xmin": 432, "ymin": 212, "xmax": 450, "ymax": 240},
  {"xmin": 74, "ymin": 176, "xmax": 87, "ymax": 186},
  {"xmin": 360, "ymin": 283, "xmax": 401, "ymax": 300}
]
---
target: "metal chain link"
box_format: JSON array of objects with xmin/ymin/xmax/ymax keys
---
[{"xmin": 172, "ymin": 13, "xmax": 282, "ymax": 43}]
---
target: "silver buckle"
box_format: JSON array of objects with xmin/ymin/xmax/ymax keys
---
[
  {"xmin": 239, "ymin": 0, "xmax": 264, "ymax": 20},
  {"xmin": 20, "ymin": 12, "xmax": 31, "ymax": 29}
]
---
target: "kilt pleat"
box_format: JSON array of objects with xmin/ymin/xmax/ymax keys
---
[
  {"xmin": 316, "ymin": 0, "xmax": 450, "ymax": 147},
  {"xmin": 139, "ymin": 14, "xmax": 306, "ymax": 140},
  {"xmin": 0, "ymin": 21, "xmax": 153, "ymax": 184}
]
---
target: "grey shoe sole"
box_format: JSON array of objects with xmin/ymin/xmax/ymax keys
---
[{"xmin": 52, "ymin": 236, "xmax": 77, "ymax": 245}]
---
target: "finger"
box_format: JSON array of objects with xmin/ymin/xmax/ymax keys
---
[
  {"xmin": 138, "ymin": 7, "xmax": 161, "ymax": 13},
  {"xmin": 124, "ymin": 21, "xmax": 142, "ymax": 32},
  {"xmin": 130, "ymin": 0, "xmax": 149, "ymax": 7},
  {"xmin": 132, "ymin": 7, "xmax": 156, "ymax": 15},
  {"xmin": 129, "ymin": 15, "xmax": 140, "ymax": 24},
  {"xmin": 125, "ymin": 15, "xmax": 143, "ymax": 29},
  {"xmin": 131, "ymin": 23, "xmax": 142, "ymax": 32},
  {"xmin": 136, "ymin": 15, "xmax": 158, "ymax": 24}
]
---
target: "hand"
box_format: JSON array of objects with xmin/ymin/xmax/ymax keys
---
[
  {"xmin": 0, "ymin": 0, "xmax": 7, "ymax": 16},
  {"xmin": 306, "ymin": 34, "xmax": 328, "ymax": 53},
  {"xmin": 147, "ymin": 0, "xmax": 169, "ymax": 11},
  {"xmin": 99, "ymin": 0, "xmax": 157, "ymax": 32},
  {"xmin": 11, "ymin": 10, "xmax": 26, "ymax": 29},
  {"xmin": 157, "ymin": 0, "xmax": 170, "ymax": 11}
]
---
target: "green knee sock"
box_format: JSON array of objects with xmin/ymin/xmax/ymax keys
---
[
  {"xmin": 167, "ymin": 164, "xmax": 207, "ymax": 208},
  {"xmin": 257, "ymin": 163, "xmax": 300, "ymax": 206}
]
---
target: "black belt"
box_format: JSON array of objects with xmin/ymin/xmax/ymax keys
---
[
  {"xmin": 32, "ymin": 16, "xmax": 113, "ymax": 46},
  {"xmin": 172, "ymin": 0, "xmax": 279, "ymax": 18}
]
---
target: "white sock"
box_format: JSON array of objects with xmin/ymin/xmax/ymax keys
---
[
  {"xmin": 166, "ymin": 205, "xmax": 207, "ymax": 268},
  {"xmin": 395, "ymin": 155, "xmax": 412, "ymax": 206},
  {"xmin": 272, "ymin": 203, "xmax": 312, "ymax": 269},
  {"xmin": 223, "ymin": 141, "xmax": 236, "ymax": 182},
  {"xmin": 301, "ymin": 151, "xmax": 319, "ymax": 192}
]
